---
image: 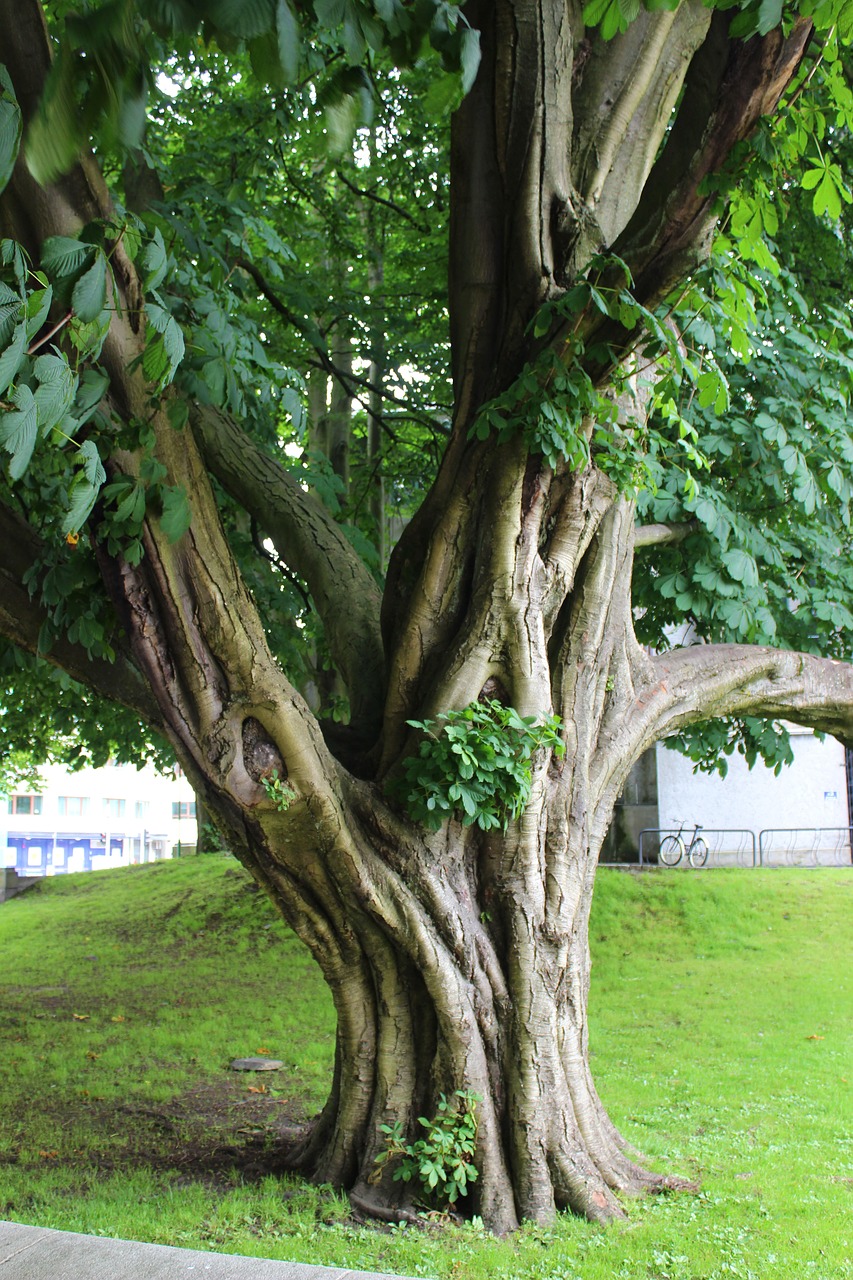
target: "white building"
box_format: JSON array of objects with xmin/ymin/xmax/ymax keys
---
[
  {"xmin": 2, "ymin": 760, "xmax": 199, "ymax": 877},
  {"xmin": 607, "ymin": 727, "xmax": 852, "ymax": 866}
]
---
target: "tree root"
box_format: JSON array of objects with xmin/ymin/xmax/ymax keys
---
[{"xmin": 349, "ymin": 1189, "xmax": 421, "ymax": 1225}]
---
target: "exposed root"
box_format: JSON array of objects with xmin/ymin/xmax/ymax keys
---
[
  {"xmin": 349, "ymin": 1189, "xmax": 421, "ymax": 1225},
  {"xmin": 651, "ymin": 1173, "xmax": 701, "ymax": 1195}
]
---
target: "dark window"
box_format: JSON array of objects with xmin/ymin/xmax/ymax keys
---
[{"xmin": 8, "ymin": 794, "xmax": 42, "ymax": 816}]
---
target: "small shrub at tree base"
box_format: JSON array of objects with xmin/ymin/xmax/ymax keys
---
[
  {"xmin": 391, "ymin": 700, "xmax": 565, "ymax": 832},
  {"xmin": 374, "ymin": 1090, "xmax": 481, "ymax": 1206}
]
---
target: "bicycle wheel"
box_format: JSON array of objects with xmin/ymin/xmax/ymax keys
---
[
  {"xmin": 658, "ymin": 835, "xmax": 683, "ymax": 867},
  {"xmin": 688, "ymin": 838, "xmax": 708, "ymax": 868}
]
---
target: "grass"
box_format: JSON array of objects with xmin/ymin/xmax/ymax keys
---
[{"xmin": 0, "ymin": 856, "xmax": 850, "ymax": 1280}]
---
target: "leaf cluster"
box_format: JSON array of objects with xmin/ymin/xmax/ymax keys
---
[
  {"xmin": 0, "ymin": 641, "xmax": 174, "ymax": 790},
  {"xmin": 392, "ymin": 700, "xmax": 565, "ymax": 832},
  {"xmin": 470, "ymin": 254, "xmax": 716, "ymax": 499},
  {"xmin": 636, "ymin": 258, "xmax": 853, "ymax": 661},
  {"xmin": 375, "ymin": 1090, "xmax": 480, "ymax": 1206},
  {"xmin": 667, "ymin": 716, "xmax": 795, "ymax": 779},
  {"xmin": 260, "ymin": 767, "xmax": 296, "ymax": 811},
  {"xmin": 27, "ymin": 0, "xmax": 479, "ymax": 186},
  {"xmin": 583, "ymin": 0, "xmax": 853, "ymax": 44}
]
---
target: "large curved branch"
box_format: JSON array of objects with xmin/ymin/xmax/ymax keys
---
[
  {"xmin": 0, "ymin": 499, "xmax": 163, "ymax": 727},
  {"xmin": 191, "ymin": 403, "xmax": 385, "ymax": 733},
  {"xmin": 653, "ymin": 644, "xmax": 853, "ymax": 746}
]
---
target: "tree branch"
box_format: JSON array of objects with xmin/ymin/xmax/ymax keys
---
[
  {"xmin": 234, "ymin": 256, "xmax": 446, "ymax": 440},
  {"xmin": 0, "ymin": 499, "xmax": 163, "ymax": 728},
  {"xmin": 334, "ymin": 169, "xmax": 430, "ymax": 234},
  {"xmin": 614, "ymin": 13, "xmax": 814, "ymax": 305},
  {"xmin": 653, "ymin": 644, "xmax": 853, "ymax": 747},
  {"xmin": 574, "ymin": 2, "xmax": 712, "ymax": 247},
  {"xmin": 190, "ymin": 404, "xmax": 386, "ymax": 734},
  {"xmin": 634, "ymin": 520, "xmax": 699, "ymax": 549}
]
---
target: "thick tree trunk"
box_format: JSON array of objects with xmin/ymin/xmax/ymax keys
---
[
  {"xmin": 202, "ymin": 753, "xmax": 672, "ymax": 1231},
  {"xmin": 182, "ymin": 444, "xmax": 689, "ymax": 1230}
]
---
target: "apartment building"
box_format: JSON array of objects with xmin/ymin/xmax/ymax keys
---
[{"xmin": 3, "ymin": 760, "xmax": 199, "ymax": 877}]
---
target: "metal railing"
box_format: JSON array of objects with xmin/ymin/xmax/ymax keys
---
[
  {"xmin": 758, "ymin": 827, "xmax": 853, "ymax": 867},
  {"xmin": 638, "ymin": 828, "xmax": 757, "ymax": 868}
]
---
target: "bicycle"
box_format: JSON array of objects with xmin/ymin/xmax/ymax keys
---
[{"xmin": 658, "ymin": 821, "xmax": 709, "ymax": 868}]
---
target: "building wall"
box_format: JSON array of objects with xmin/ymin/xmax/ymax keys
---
[
  {"xmin": 655, "ymin": 729, "xmax": 851, "ymax": 865},
  {"xmin": 4, "ymin": 760, "xmax": 199, "ymax": 877}
]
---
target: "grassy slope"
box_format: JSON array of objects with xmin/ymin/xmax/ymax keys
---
[{"xmin": 0, "ymin": 857, "xmax": 850, "ymax": 1280}]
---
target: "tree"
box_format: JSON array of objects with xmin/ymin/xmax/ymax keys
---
[{"xmin": 0, "ymin": 0, "xmax": 852, "ymax": 1234}]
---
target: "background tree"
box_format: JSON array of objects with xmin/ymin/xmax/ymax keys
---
[{"xmin": 0, "ymin": 0, "xmax": 851, "ymax": 1235}]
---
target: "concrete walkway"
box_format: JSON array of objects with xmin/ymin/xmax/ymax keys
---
[{"xmin": 0, "ymin": 1221, "xmax": 413, "ymax": 1280}]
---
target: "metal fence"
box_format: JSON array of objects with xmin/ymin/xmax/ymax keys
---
[
  {"xmin": 758, "ymin": 827, "xmax": 853, "ymax": 867},
  {"xmin": 638, "ymin": 828, "xmax": 757, "ymax": 868}
]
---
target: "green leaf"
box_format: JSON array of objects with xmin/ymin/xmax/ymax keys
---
[
  {"xmin": 459, "ymin": 28, "xmax": 481, "ymax": 95},
  {"xmin": 207, "ymin": 0, "xmax": 276, "ymax": 39},
  {"xmin": 74, "ymin": 368, "xmax": 110, "ymax": 426},
  {"xmin": 78, "ymin": 438, "xmax": 105, "ymax": 488},
  {"xmin": 812, "ymin": 172, "xmax": 841, "ymax": 220},
  {"xmin": 62, "ymin": 475, "xmax": 101, "ymax": 537},
  {"xmin": 166, "ymin": 398, "xmax": 189, "ymax": 431},
  {"xmin": 160, "ymin": 484, "xmax": 192, "ymax": 542},
  {"xmin": 756, "ymin": 0, "xmax": 783, "ymax": 33},
  {"xmin": 0, "ymin": 383, "xmax": 38, "ymax": 479},
  {"xmin": 33, "ymin": 352, "xmax": 77, "ymax": 435},
  {"xmin": 25, "ymin": 284, "xmax": 53, "ymax": 342},
  {"xmin": 71, "ymin": 253, "xmax": 108, "ymax": 323},
  {"xmin": 0, "ymin": 64, "xmax": 23, "ymax": 197},
  {"xmin": 0, "ymin": 320, "xmax": 27, "ymax": 395},
  {"xmin": 582, "ymin": 0, "xmax": 611, "ymax": 23},
  {"xmin": 68, "ymin": 310, "xmax": 110, "ymax": 361},
  {"xmin": 722, "ymin": 548, "xmax": 759, "ymax": 587},
  {"xmin": 140, "ymin": 229, "xmax": 168, "ymax": 293},
  {"xmin": 276, "ymin": 0, "xmax": 300, "ymax": 80},
  {"xmin": 423, "ymin": 72, "xmax": 462, "ymax": 116},
  {"xmin": 41, "ymin": 235, "xmax": 94, "ymax": 280},
  {"xmin": 314, "ymin": 0, "xmax": 346, "ymax": 25},
  {"xmin": 115, "ymin": 482, "xmax": 147, "ymax": 526},
  {"xmin": 0, "ymin": 295, "xmax": 21, "ymax": 349},
  {"xmin": 25, "ymin": 44, "xmax": 87, "ymax": 185},
  {"xmin": 800, "ymin": 167, "xmax": 824, "ymax": 191},
  {"xmin": 143, "ymin": 307, "xmax": 184, "ymax": 388}
]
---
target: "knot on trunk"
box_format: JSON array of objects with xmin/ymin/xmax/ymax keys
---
[
  {"xmin": 242, "ymin": 716, "xmax": 285, "ymax": 783},
  {"xmin": 478, "ymin": 676, "xmax": 510, "ymax": 705}
]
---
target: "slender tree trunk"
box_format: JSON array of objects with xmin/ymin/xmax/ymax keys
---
[
  {"xmin": 327, "ymin": 328, "xmax": 353, "ymax": 494},
  {"xmin": 367, "ymin": 251, "xmax": 386, "ymax": 568}
]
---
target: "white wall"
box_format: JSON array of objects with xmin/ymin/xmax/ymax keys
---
[{"xmin": 656, "ymin": 729, "xmax": 851, "ymax": 865}]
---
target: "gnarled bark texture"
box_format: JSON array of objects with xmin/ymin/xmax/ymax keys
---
[{"xmin": 1, "ymin": 0, "xmax": 847, "ymax": 1234}]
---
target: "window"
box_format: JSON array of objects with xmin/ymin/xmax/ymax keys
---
[
  {"xmin": 58, "ymin": 796, "xmax": 90, "ymax": 817},
  {"xmin": 103, "ymin": 798, "xmax": 126, "ymax": 818},
  {"xmin": 134, "ymin": 801, "xmax": 150, "ymax": 819},
  {"xmin": 172, "ymin": 801, "xmax": 197, "ymax": 819},
  {"xmin": 8, "ymin": 794, "xmax": 42, "ymax": 816}
]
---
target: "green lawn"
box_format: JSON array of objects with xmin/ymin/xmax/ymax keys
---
[{"xmin": 1, "ymin": 857, "xmax": 850, "ymax": 1279}]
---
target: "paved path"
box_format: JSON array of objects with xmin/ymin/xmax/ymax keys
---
[{"xmin": 0, "ymin": 1221, "xmax": 413, "ymax": 1280}]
